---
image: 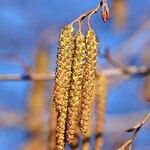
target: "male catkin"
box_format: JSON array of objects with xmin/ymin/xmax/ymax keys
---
[
  {"xmin": 95, "ymin": 74, "xmax": 107, "ymax": 150},
  {"xmin": 54, "ymin": 25, "xmax": 74, "ymax": 150},
  {"xmin": 53, "ymin": 25, "xmax": 74, "ymax": 112},
  {"xmin": 66, "ymin": 32, "xmax": 85, "ymax": 144},
  {"xmin": 56, "ymin": 103, "xmax": 68, "ymax": 150},
  {"xmin": 82, "ymin": 83, "xmax": 96, "ymax": 150},
  {"xmin": 80, "ymin": 29, "xmax": 98, "ymax": 134}
]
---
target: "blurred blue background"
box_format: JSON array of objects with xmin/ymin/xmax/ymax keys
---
[{"xmin": 0, "ymin": 0, "xmax": 150, "ymax": 149}]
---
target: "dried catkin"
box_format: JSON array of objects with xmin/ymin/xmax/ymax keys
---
[
  {"xmin": 53, "ymin": 24, "xmax": 74, "ymax": 112},
  {"xmin": 66, "ymin": 32, "xmax": 86, "ymax": 144},
  {"xmin": 80, "ymin": 29, "xmax": 98, "ymax": 135},
  {"xmin": 95, "ymin": 74, "xmax": 107, "ymax": 150},
  {"xmin": 55, "ymin": 25, "xmax": 74, "ymax": 150}
]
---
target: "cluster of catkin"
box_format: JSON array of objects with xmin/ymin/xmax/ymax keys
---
[{"xmin": 53, "ymin": 24, "xmax": 98, "ymax": 150}]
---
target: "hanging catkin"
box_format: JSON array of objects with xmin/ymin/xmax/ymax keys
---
[
  {"xmin": 55, "ymin": 25, "xmax": 75, "ymax": 150},
  {"xmin": 82, "ymin": 82, "xmax": 96, "ymax": 150},
  {"xmin": 53, "ymin": 24, "xmax": 74, "ymax": 112},
  {"xmin": 66, "ymin": 32, "xmax": 86, "ymax": 144},
  {"xmin": 27, "ymin": 48, "xmax": 49, "ymax": 133},
  {"xmin": 80, "ymin": 29, "xmax": 98, "ymax": 135},
  {"xmin": 95, "ymin": 74, "xmax": 107, "ymax": 150},
  {"xmin": 25, "ymin": 49, "xmax": 49, "ymax": 150}
]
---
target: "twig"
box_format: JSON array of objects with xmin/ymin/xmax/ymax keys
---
[
  {"xmin": 101, "ymin": 48, "xmax": 133, "ymax": 75},
  {"xmin": 0, "ymin": 66, "xmax": 150, "ymax": 81},
  {"xmin": 71, "ymin": 0, "xmax": 109, "ymax": 31},
  {"xmin": 118, "ymin": 113, "xmax": 150, "ymax": 150},
  {"xmin": 102, "ymin": 48, "xmax": 126, "ymax": 68},
  {"xmin": 0, "ymin": 73, "xmax": 54, "ymax": 81}
]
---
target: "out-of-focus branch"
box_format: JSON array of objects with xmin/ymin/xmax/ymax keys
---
[
  {"xmin": 0, "ymin": 66, "xmax": 149, "ymax": 81},
  {"xmin": 102, "ymin": 48, "xmax": 126, "ymax": 68},
  {"xmin": 0, "ymin": 73, "xmax": 54, "ymax": 81},
  {"xmin": 101, "ymin": 48, "xmax": 139, "ymax": 76},
  {"xmin": 118, "ymin": 113, "xmax": 150, "ymax": 150},
  {"xmin": 0, "ymin": 111, "xmax": 25, "ymax": 127}
]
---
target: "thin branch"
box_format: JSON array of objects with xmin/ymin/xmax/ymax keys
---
[
  {"xmin": 0, "ymin": 66, "xmax": 150, "ymax": 81},
  {"xmin": 0, "ymin": 73, "xmax": 54, "ymax": 81},
  {"xmin": 71, "ymin": 0, "xmax": 109, "ymax": 31},
  {"xmin": 103, "ymin": 48, "xmax": 126, "ymax": 68},
  {"xmin": 118, "ymin": 113, "xmax": 150, "ymax": 150},
  {"xmin": 101, "ymin": 48, "xmax": 134, "ymax": 75}
]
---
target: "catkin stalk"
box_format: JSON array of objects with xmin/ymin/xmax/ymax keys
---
[
  {"xmin": 53, "ymin": 25, "xmax": 74, "ymax": 112},
  {"xmin": 66, "ymin": 32, "xmax": 85, "ymax": 144},
  {"xmin": 55, "ymin": 25, "xmax": 75, "ymax": 150},
  {"xmin": 95, "ymin": 74, "xmax": 107, "ymax": 150},
  {"xmin": 80, "ymin": 29, "xmax": 98, "ymax": 135}
]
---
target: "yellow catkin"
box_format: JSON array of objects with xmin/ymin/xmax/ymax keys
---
[
  {"xmin": 82, "ymin": 83, "xmax": 96, "ymax": 150},
  {"xmin": 23, "ymin": 138, "xmax": 43, "ymax": 150},
  {"xmin": 49, "ymin": 108, "xmax": 57, "ymax": 150},
  {"xmin": 95, "ymin": 74, "xmax": 107, "ymax": 150},
  {"xmin": 80, "ymin": 29, "xmax": 98, "ymax": 135},
  {"xmin": 25, "ymin": 49, "xmax": 49, "ymax": 150},
  {"xmin": 66, "ymin": 32, "xmax": 86, "ymax": 144},
  {"xmin": 112, "ymin": 0, "xmax": 128, "ymax": 29},
  {"xmin": 70, "ymin": 127, "xmax": 80, "ymax": 150},
  {"xmin": 53, "ymin": 24, "xmax": 74, "ymax": 112},
  {"xmin": 27, "ymin": 48, "xmax": 49, "ymax": 133},
  {"xmin": 55, "ymin": 25, "xmax": 75, "ymax": 150}
]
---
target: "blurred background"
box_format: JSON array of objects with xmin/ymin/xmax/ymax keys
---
[{"xmin": 0, "ymin": 0, "xmax": 150, "ymax": 149}]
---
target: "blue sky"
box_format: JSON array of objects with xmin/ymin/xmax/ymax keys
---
[{"xmin": 0, "ymin": 0, "xmax": 150, "ymax": 149}]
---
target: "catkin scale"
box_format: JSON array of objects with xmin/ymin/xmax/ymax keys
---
[
  {"xmin": 66, "ymin": 32, "xmax": 85, "ymax": 144},
  {"xmin": 54, "ymin": 25, "xmax": 75, "ymax": 150},
  {"xmin": 95, "ymin": 74, "xmax": 107, "ymax": 150},
  {"xmin": 53, "ymin": 25, "xmax": 74, "ymax": 112},
  {"xmin": 80, "ymin": 29, "xmax": 98, "ymax": 135}
]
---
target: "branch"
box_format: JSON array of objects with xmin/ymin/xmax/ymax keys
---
[
  {"xmin": 101, "ymin": 48, "xmax": 138, "ymax": 76},
  {"xmin": 118, "ymin": 113, "xmax": 150, "ymax": 150},
  {"xmin": 102, "ymin": 48, "xmax": 126, "ymax": 68},
  {"xmin": 0, "ymin": 66, "xmax": 150, "ymax": 81}
]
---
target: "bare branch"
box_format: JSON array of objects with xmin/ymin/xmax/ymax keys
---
[
  {"xmin": 103, "ymin": 48, "xmax": 126, "ymax": 68},
  {"xmin": 0, "ymin": 66, "xmax": 149, "ymax": 81},
  {"xmin": 118, "ymin": 113, "xmax": 150, "ymax": 150}
]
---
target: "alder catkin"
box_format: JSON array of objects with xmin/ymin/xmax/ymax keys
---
[
  {"xmin": 27, "ymin": 49, "xmax": 49, "ymax": 133},
  {"xmin": 95, "ymin": 74, "xmax": 107, "ymax": 150},
  {"xmin": 54, "ymin": 25, "xmax": 74, "ymax": 150},
  {"xmin": 53, "ymin": 24, "xmax": 74, "ymax": 112},
  {"xmin": 66, "ymin": 32, "xmax": 85, "ymax": 144},
  {"xmin": 80, "ymin": 29, "xmax": 98, "ymax": 135},
  {"xmin": 82, "ymin": 83, "xmax": 96, "ymax": 150},
  {"xmin": 56, "ymin": 104, "xmax": 68, "ymax": 150}
]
